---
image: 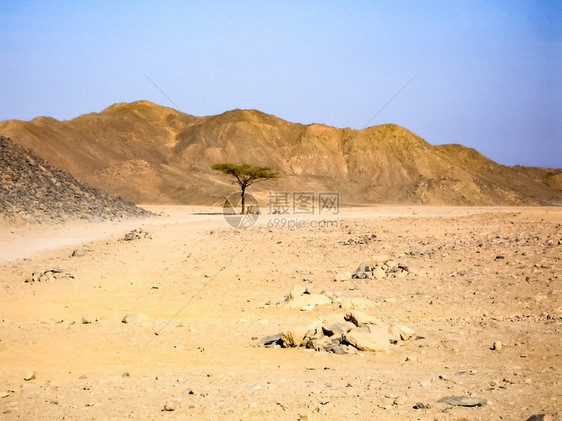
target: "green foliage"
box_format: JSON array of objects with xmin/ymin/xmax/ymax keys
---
[
  {"xmin": 212, "ymin": 163, "xmax": 278, "ymax": 214},
  {"xmin": 211, "ymin": 163, "xmax": 278, "ymax": 189}
]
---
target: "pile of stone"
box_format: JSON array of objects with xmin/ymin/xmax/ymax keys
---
[
  {"xmin": 284, "ymin": 283, "xmax": 388, "ymax": 312},
  {"xmin": 352, "ymin": 255, "xmax": 409, "ymax": 279},
  {"xmin": 123, "ymin": 228, "xmax": 151, "ymax": 241},
  {"xmin": 259, "ymin": 309, "xmax": 417, "ymax": 354},
  {"xmin": 284, "ymin": 284, "xmax": 335, "ymax": 311},
  {"xmin": 341, "ymin": 233, "xmax": 377, "ymax": 245},
  {"xmin": 25, "ymin": 267, "xmax": 74, "ymax": 283},
  {"xmin": 0, "ymin": 135, "xmax": 153, "ymax": 223}
]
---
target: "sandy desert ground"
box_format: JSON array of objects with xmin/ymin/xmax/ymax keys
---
[{"xmin": 0, "ymin": 206, "xmax": 560, "ymax": 420}]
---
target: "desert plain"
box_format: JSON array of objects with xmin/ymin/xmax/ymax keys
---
[{"xmin": 0, "ymin": 205, "xmax": 560, "ymax": 420}]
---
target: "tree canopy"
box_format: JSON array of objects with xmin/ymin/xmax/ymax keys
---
[
  {"xmin": 211, "ymin": 163, "xmax": 278, "ymax": 214},
  {"xmin": 211, "ymin": 164, "xmax": 277, "ymax": 186}
]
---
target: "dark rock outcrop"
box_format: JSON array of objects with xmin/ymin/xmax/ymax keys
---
[{"xmin": 0, "ymin": 135, "xmax": 152, "ymax": 222}]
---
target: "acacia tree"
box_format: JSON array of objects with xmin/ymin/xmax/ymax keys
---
[{"xmin": 211, "ymin": 163, "xmax": 278, "ymax": 214}]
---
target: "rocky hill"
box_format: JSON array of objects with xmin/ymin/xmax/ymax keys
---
[
  {"xmin": 1, "ymin": 100, "xmax": 560, "ymax": 206},
  {"xmin": 0, "ymin": 135, "xmax": 152, "ymax": 222}
]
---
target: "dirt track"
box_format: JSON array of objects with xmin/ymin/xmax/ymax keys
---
[{"xmin": 0, "ymin": 206, "xmax": 560, "ymax": 420}]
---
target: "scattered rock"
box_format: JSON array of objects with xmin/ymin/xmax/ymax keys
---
[
  {"xmin": 366, "ymin": 324, "xmax": 399, "ymax": 342},
  {"xmin": 25, "ymin": 268, "xmax": 74, "ymax": 283},
  {"xmin": 526, "ymin": 415, "xmax": 553, "ymax": 421},
  {"xmin": 121, "ymin": 372, "xmax": 130, "ymax": 377},
  {"xmin": 438, "ymin": 395, "xmax": 487, "ymax": 407},
  {"xmin": 258, "ymin": 334, "xmax": 283, "ymax": 348},
  {"xmin": 182, "ymin": 388, "xmax": 195, "ymax": 396},
  {"xmin": 289, "ymin": 285, "xmax": 306, "ymax": 299},
  {"xmin": 281, "ymin": 325, "xmax": 310, "ymax": 347},
  {"xmin": 389, "ymin": 324, "xmax": 416, "ymax": 340},
  {"xmin": 163, "ymin": 401, "xmax": 176, "ymax": 411},
  {"xmin": 341, "ymin": 234, "xmax": 376, "ymax": 245},
  {"xmin": 492, "ymin": 340, "xmax": 503, "ymax": 351},
  {"xmin": 71, "ymin": 249, "xmax": 86, "ymax": 257},
  {"xmin": 81, "ymin": 315, "xmax": 96, "ymax": 324},
  {"xmin": 372, "ymin": 266, "xmax": 386, "ymax": 279},
  {"xmin": 286, "ymin": 293, "xmax": 332, "ymax": 309},
  {"xmin": 23, "ymin": 372, "xmax": 36, "ymax": 381},
  {"xmin": 323, "ymin": 313, "xmax": 347, "ymax": 326},
  {"xmin": 351, "ymin": 257, "xmax": 409, "ymax": 279},
  {"xmin": 123, "ymin": 229, "xmax": 151, "ymax": 241},
  {"xmin": 345, "ymin": 310, "xmax": 382, "ymax": 327},
  {"xmin": 344, "ymin": 330, "xmax": 390, "ymax": 352},
  {"xmin": 393, "ymin": 396, "xmax": 406, "ymax": 405},
  {"xmin": 322, "ymin": 322, "xmax": 352, "ymax": 338},
  {"xmin": 326, "ymin": 342, "xmax": 350, "ymax": 354},
  {"xmin": 122, "ymin": 313, "xmax": 149, "ymax": 324},
  {"xmin": 262, "ymin": 298, "xmax": 419, "ymax": 355},
  {"xmin": 0, "ymin": 135, "xmax": 152, "ymax": 223},
  {"xmin": 413, "ymin": 402, "xmax": 430, "ymax": 409}
]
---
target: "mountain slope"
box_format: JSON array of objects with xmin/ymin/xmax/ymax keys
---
[
  {"xmin": 0, "ymin": 135, "xmax": 151, "ymax": 222},
  {"xmin": 1, "ymin": 100, "xmax": 560, "ymax": 206}
]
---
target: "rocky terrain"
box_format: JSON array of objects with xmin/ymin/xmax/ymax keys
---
[
  {"xmin": 0, "ymin": 101, "xmax": 560, "ymax": 420},
  {"xmin": 0, "ymin": 135, "xmax": 152, "ymax": 222},
  {"xmin": 0, "ymin": 206, "xmax": 559, "ymax": 419},
  {"xmin": 1, "ymin": 101, "xmax": 560, "ymax": 206}
]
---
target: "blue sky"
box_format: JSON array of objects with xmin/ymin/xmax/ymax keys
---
[{"xmin": 1, "ymin": 1, "xmax": 561, "ymax": 167}]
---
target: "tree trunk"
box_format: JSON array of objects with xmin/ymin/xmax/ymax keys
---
[{"xmin": 241, "ymin": 186, "xmax": 246, "ymax": 215}]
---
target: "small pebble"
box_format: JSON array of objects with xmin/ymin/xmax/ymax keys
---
[
  {"xmin": 163, "ymin": 401, "xmax": 176, "ymax": 411},
  {"xmin": 24, "ymin": 372, "xmax": 36, "ymax": 381},
  {"xmin": 393, "ymin": 396, "xmax": 406, "ymax": 405},
  {"xmin": 492, "ymin": 340, "xmax": 503, "ymax": 351}
]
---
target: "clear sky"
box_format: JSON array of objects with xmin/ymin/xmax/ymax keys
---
[{"xmin": 1, "ymin": 1, "xmax": 561, "ymax": 167}]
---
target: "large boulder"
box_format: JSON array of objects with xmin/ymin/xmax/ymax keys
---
[
  {"xmin": 389, "ymin": 324, "xmax": 416, "ymax": 340},
  {"xmin": 345, "ymin": 310, "xmax": 383, "ymax": 327},
  {"xmin": 281, "ymin": 320, "xmax": 323, "ymax": 347},
  {"xmin": 258, "ymin": 334, "xmax": 282, "ymax": 347},
  {"xmin": 289, "ymin": 285, "xmax": 306, "ymax": 299},
  {"xmin": 323, "ymin": 312, "xmax": 347, "ymax": 326},
  {"xmin": 322, "ymin": 322, "xmax": 354, "ymax": 338},
  {"xmin": 351, "ymin": 297, "xmax": 376, "ymax": 309},
  {"xmin": 344, "ymin": 330, "xmax": 391, "ymax": 352},
  {"xmin": 352, "ymin": 263, "xmax": 372, "ymax": 279},
  {"xmin": 367, "ymin": 324, "xmax": 399, "ymax": 342}
]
